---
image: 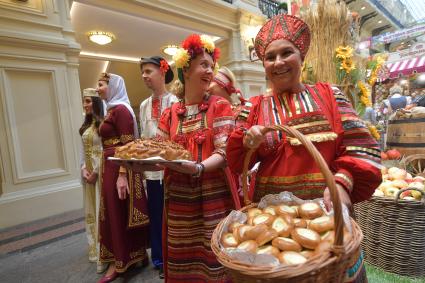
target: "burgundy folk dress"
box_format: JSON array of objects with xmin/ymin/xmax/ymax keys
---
[
  {"xmin": 157, "ymin": 95, "xmax": 235, "ymax": 283},
  {"xmin": 99, "ymin": 104, "xmax": 150, "ymax": 272}
]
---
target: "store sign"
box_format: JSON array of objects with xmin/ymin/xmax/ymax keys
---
[
  {"xmin": 372, "ymin": 24, "xmax": 425, "ymax": 45},
  {"xmin": 387, "ymin": 43, "xmax": 425, "ymax": 63}
]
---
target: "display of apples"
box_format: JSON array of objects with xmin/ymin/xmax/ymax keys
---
[{"xmin": 373, "ymin": 167, "xmax": 424, "ymax": 201}]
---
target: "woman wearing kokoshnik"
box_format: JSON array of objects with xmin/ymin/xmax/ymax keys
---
[{"xmin": 226, "ymin": 14, "xmax": 382, "ymax": 282}]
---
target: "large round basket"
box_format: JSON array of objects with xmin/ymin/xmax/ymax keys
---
[
  {"xmin": 211, "ymin": 125, "xmax": 363, "ymax": 283},
  {"xmin": 354, "ymin": 188, "xmax": 425, "ymax": 277}
]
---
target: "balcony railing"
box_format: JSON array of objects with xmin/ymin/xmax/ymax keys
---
[{"xmin": 259, "ymin": 0, "xmax": 285, "ymax": 19}]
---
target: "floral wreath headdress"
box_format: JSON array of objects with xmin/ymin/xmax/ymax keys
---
[
  {"xmin": 173, "ymin": 34, "xmax": 220, "ymax": 83},
  {"xmin": 159, "ymin": 59, "xmax": 170, "ymax": 75}
]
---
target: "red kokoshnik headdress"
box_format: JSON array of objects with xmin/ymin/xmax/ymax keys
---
[{"xmin": 254, "ymin": 14, "xmax": 311, "ymax": 61}]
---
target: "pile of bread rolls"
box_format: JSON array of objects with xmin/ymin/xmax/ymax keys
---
[{"xmin": 221, "ymin": 202, "xmax": 351, "ymax": 266}]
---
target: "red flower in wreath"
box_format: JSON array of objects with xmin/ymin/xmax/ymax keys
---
[
  {"xmin": 194, "ymin": 130, "xmax": 206, "ymax": 145},
  {"xmin": 176, "ymin": 103, "xmax": 187, "ymax": 116},
  {"xmin": 159, "ymin": 59, "xmax": 169, "ymax": 75},
  {"xmin": 199, "ymin": 102, "xmax": 209, "ymax": 112}
]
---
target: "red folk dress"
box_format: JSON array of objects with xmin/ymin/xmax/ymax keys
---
[
  {"xmin": 157, "ymin": 95, "xmax": 235, "ymax": 283},
  {"xmin": 99, "ymin": 104, "xmax": 150, "ymax": 272},
  {"xmin": 227, "ymin": 83, "xmax": 381, "ymax": 282}
]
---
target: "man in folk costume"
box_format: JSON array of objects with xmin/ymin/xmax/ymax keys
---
[{"xmin": 139, "ymin": 56, "xmax": 177, "ymax": 279}]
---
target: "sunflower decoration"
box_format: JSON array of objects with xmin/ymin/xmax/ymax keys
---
[
  {"xmin": 367, "ymin": 123, "xmax": 380, "ymax": 141},
  {"xmin": 358, "ymin": 81, "xmax": 372, "ymax": 107},
  {"xmin": 335, "ymin": 45, "xmax": 356, "ymax": 76}
]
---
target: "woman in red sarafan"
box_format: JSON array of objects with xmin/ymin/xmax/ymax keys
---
[
  {"xmin": 156, "ymin": 34, "xmax": 236, "ymax": 282},
  {"xmin": 226, "ymin": 14, "xmax": 382, "ymax": 283},
  {"xmin": 97, "ymin": 73, "xmax": 149, "ymax": 283}
]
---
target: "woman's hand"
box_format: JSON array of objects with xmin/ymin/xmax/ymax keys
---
[
  {"xmin": 86, "ymin": 172, "xmax": 98, "ymax": 184},
  {"xmin": 81, "ymin": 168, "xmax": 90, "ymax": 181},
  {"xmin": 161, "ymin": 162, "xmax": 198, "ymax": 175},
  {"xmin": 323, "ymin": 184, "xmax": 352, "ymax": 211},
  {"xmin": 243, "ymin": 125, "xmax": 266, "ymax": 149},
  {"xmin": 116, "ymin": 173, "xmax": 129, "ymax": 200}
]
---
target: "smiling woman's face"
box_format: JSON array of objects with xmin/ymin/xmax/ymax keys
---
[
  {"xmin": 184, "ymin": 51, "xmax": 214, "ymax": 94},
  {"xmin": 263, "ymin": 39, "xmax": 303, "ymax": 94}
]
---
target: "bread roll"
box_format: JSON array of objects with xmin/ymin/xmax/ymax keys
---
[
  {"xmin": 300, "ymin": 250, "xmax": 315, "ymax": 259},
  {"xmin": 256, "ymin": 245, "xmax": 280, "ymax": 258},
  {"xmin": 228, "ymin": 222, "xmax": 243, "ymax": 233},
  {"xmin": 221, "ymin": 233, "xmax": 238, "ymax": 248},
  {"xmin": 237, "ymin": 240, "xmax": 258, "ymax": 253},
  {"xmin": 252, "ymin": 213, "xmax": 275, "ymax": 226},
  {"xmin": 256, "ymin": 229, "xmax": 279, "ymax": 246},
  {"xmin": 291, "ymin": 228, "xmax": 321, "ymax": 249},
  {"xmin": 276, "ymin": 204, "xmax": 298, "ymax": 218},
  {"xmin": 271, "ymin": 217, "xmax": 293, "ymax": 237},
  {"xmin": 233, "ymin": 225, "xmax": 253, "ymax": 243},
  {"xmin": 278, "ymin": 251, "xmax": 307, "ymax": 265},
  {"xmin": 314, "ymin": 240, "xmax": 332, "ymax": 256},
  {"xmin": 294, "ymin": 218, "xmax": 307, "ymax": 228},
  {"xmin": 245, "ymin": 224, "xmax": 268, "ymax": 240},
  {"xmin": 263, "ymin": 206, "xmax": 277, "ymax": 216},
  {"xmin": 309, "ymin": 216, "xmax": 334, "ymax": 233},
  {"xmin": 247, "ymin": 208, "xmax": 262, "ymax": 218},
  {"xmin": 271, "ymin": 237, "xmax": 302, "ymax": 252},
  {"xmin": 299, "ymin": 202, "xmax": 323, "ymax": 219}
]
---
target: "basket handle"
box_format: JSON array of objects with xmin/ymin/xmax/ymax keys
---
[
  {"xmin": 395, "ymin": 187, "xmax": 425, "ymax": 205},
  {"xmin": 241, "ymin": 124, "xmax": 345, "ymax": 250}
]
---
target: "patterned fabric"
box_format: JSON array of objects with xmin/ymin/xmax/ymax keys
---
[
  {"xmin": 254, "ymin": 14, "xmax": 311, "ymax": 60},
  {"xmin": 99, "ymin": 104, "xmax": 149, "ymax": 272},
  {"xmin": 227, "ymin": 82, "xmax": 382, "ymax": 204},
  {"xmin": 157, "ymin": 95, "xmax": 235, "ymax": 282},
  {"xmin": 81, "ymin": 123, "xmax": 102, "ymax": 263}
]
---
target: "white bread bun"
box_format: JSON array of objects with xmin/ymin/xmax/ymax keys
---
[
  {"xmin": 228, "ymin": 222, "xmax": 243, "ymax": 233},
  {"xmin": 247, "ymin": 208, "xmax": 262, "ymax": 218},
  {"xmin": 291, "ymin": 228, "xmax": 321, "ymax": 249},
  {"xmin": 294, "ymin": 218, "xmax": 308, "ymax": 228},
  {"xmin": 221, "ymin": 233, "xmax": 239, "ymax": 248},
  {"xmin": 308, "ymin": 216, "xmax": 334, "ymax": 233},
  {"xmin": 256, "ymin": 245, "xmax": 280, "ymax": 258},
  {"xmin": 244, "ymin": 224, "xmax": 268, "ymax": 240},
  {"xmin": 271, "ymin": 237, "xmax": 302, "ymax": 252},
  {"xmin": 237, "ymin": 240, "xmax": 258, "ymax": 253},
  {"xmin": 233, "ymin": 224, "xmax": 253, "ymax": 243},
  {"xmin": 276, "ymin": 204, "xmax": 298, "ymax": 218},
  {"xmin": 271, "ymin": 216, "xmax": 293, "ymax": 237},
  {"xmin": 314, "ymin": 240, "xmax": 332, "ymax": 256},
  {"xmin": 252, "ymin": 213, "xmax": 275, "ymax": 226},
  {"xmin": 256, "ymin": 229, "xmax": 279, "ymax": 246},
  {"xmin": 263, "ymin": 206, "xmax": 277, "ymax": 216},
  {"xmin": 278, "ymin": 251, "xmax": 307, "ymax": 265},
  {"xmin": 300, "ymin": 250, "xmax": 315, "ymax": 259},
  {"xmin": 299, "ymin": 202, "xmax": 323, "ymax": 219}
]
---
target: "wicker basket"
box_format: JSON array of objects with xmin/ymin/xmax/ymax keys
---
[
  {"xmin": 211, "ymin": 125, "xmax": 363, "ymax": 283},
  {"xmin": 354, "ymin": 188, "xmax": 425, "ymax": 277}
]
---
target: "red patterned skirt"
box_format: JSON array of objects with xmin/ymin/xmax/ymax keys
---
[{"xmin": 163, "ymin": 169, "xmax": 234, "ymax": 283}]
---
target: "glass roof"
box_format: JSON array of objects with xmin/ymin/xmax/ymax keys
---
[{"xmin": 400, "ymin": 0, "xmax": 425, "ymax": 23}]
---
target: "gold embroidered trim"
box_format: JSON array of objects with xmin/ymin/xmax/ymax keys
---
[
  {"xmin": 99, "ymin": 196, "xmax": 105, "ymax": 222},
  {"xmin": 130, "ymin": 248, "xmax": 146, "ymax": 259},
  {"xmin": 120, "ymin": 134, "xmax": 133, "ymax": 144},
  {"xmin": 103, "ymin": 137, "xmax": 120, "ymax": 146},
  {"xmin": 258, "ymin": 173, "xmax": 324, "ymax": 184},
  {"xmin": 335, "ymin": 172, "xmax": 353, "ymax": 188},
  {"xmin": 135, "ymin": 175, "xmax": 142, "ymax": 199},
  {"xmin": 346, "ymin": 146, "xmax": 380, "ymax": 156},
  {"xmin": 288, "ymin": 132, "xmax": 338, "ymax": 145},
  {"xmin": 100, "ymin": 244, "xmax": 114, "ymax": 259},
  {"xmin": 132, "ymin": 207, "xmax": 149, "ymax": 224}
]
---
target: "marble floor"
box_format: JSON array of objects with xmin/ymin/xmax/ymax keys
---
[{"xmin": 0, "ymin": 210, "xmax": 162, "ymax": 283}]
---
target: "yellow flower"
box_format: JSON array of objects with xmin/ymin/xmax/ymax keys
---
[
  {"xmin": 336, "ymin": 46, "xmax": 354, "ymax": 57},
  {"xmin": 173, "ymin": 48, "xmax": 190, "ymax": 68},
  {"xmin": 200, "ymin": 35, "xmax": 215, "ymax": 53},
  {"xmin": 368, "ymin": 125, "xmax": 380, "ymax": 141},
  {"xmin": 342, "ymin": 58, "xmax": 356, "ymax": 73}
]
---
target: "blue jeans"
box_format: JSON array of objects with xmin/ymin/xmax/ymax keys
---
[{"xmin": 146, "ymin": 179, "xmax": 164, "ymax": 268}]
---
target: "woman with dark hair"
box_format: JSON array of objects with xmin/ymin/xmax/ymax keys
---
[
  {"xmin": 96, "ymin": 73, "xmax": 149, "ymax": 283},
  {"xmin": 156, "ymin": 34, "xmax": 236, "ymax": 282},
  {"xmin": 227, "ymin": 14, "xmax": 381, "ymax": 282},
  {"xmin": 79, "ymin": 88, "xmax": 104, "ymax": 272}
]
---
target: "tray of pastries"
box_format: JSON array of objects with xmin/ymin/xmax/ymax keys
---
[{"xmin": 108, "ymin": 138, "xmax": 193, "ymax": 165}]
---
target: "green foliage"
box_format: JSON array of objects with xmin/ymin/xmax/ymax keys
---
[{"xmin": 365, "ymin": 263, "xmax": 425, "ymax": 283}]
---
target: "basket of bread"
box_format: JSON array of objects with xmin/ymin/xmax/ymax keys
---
[
  {"xmin": 354, "ymin": 164, "xmax": 425, "ymax": 277},
  {"xmin": 211, "ymin": 125, "xmax": 363, "ymax": 283}
]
